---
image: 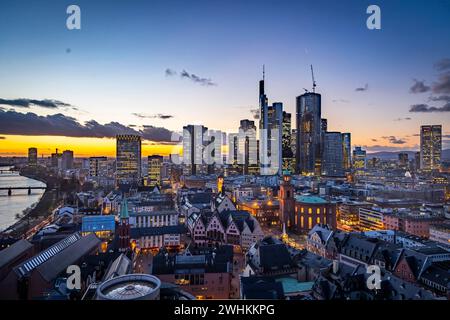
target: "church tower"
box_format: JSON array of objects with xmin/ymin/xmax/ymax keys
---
[
  {"xmin": 118, "ymin": 197, "xmax": 131, "ymax": 252},
  {"xmin": 279, "ymin": 171, "xmax": 295, "ymax": 228}
]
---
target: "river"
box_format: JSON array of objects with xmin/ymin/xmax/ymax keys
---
[{"xmin": 0, "ymin": 166, "xmax": 46, "ymax": 231}]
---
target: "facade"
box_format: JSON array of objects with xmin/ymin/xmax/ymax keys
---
[
  {"xmin": 321, "ymin": 132, "xmax": 344, "ymax": 177},
  {"xmin": 183, "ymin": 125, "xmax": 208, "ymax": 176},
  {"xmin": 294, "ymin": 195, "xmax": 337, "ymax": 232},
  {"xmin": 28, "ymin": 147, "xmax": 37, "ymax": 166},
  {"xmin": 239, "ymin": 119, "xmax": 258, "ymax": 175},
  {"xmin": 296, "ymin": 92, "xmax": 322, "ymax": 175},
  {"xmin": 282, "ymin": 111, "xmax": 295, "ymax": 173},
  {"xmin": 429, "ymin": 223, "xmax": 450, "ymax": 245},
  {"xmin": 420, "ymin": 125, "xmax": 442, "ymax": 171},
  {"xmin": 352, "ymin": 146, "xmax": 367, "ymax": 174},
  {"xmin": 279, "ymin": 173, "xmax": 295, "ymax": 228},
  {"xmin": 358, "ymin": 207, "xmax": 385, "ymax": 231},
  {"xmin": 89, "ymin": 156, "xmax": 108, "ymax": 177},
  {"xmin": 342, "ymin": 133, "xmax": 351, "ymax": 171},
  {"xmin": 116, "ymin": 134, "xmax": 142, "ymax": 185},
  {"xmin": 152, "ymin": 247, "xmax": 233, "ymax": 299},
  {"xmin": 148, "ymin": 155, "xmax": 163, "ymax": 187},
  {"xmin": 186, "ymin": 210, "xmax": 264, "ymax": 250},
  {"xmin": 61, "ymin": 150, "xmax": 74, "ymax": 170}
]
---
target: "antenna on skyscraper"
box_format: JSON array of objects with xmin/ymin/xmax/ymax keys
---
[
  {"xmin": 311, "ymin": 65, "xmax": 316, "ymax": 93},
  {"xmin": 263, "ymin": 64, "xmax": 265, "ymax": 81}
]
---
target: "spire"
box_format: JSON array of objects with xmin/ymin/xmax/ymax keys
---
[
  {"xmin": 120, "ymin": 196, "xmax": 129, "ymax": 219},
  {"xmin": 263, "ymin": 64, "xmax": 265, "ymax": 81}
]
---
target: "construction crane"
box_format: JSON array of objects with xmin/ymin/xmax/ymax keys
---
[{"xmin": 310, "ymin": 64, "xmax": 316, "ymax": 93}]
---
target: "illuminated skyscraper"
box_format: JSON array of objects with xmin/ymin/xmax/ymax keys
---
[
  {"xmin": 322, "ymin": 132, "xmax": 344, "ymax": 177},
  {"xmin": 282, "ymin": 112, "xmax": 295, "ymax": 173},
  {"xmin": 116, "ymin": 134, "xmax": 142, "ymax": 185},
  {"xmin": 148, "ymin": 155, "xmax": 163, "ymax": 187},
  {"xmin": 352, "ymin": 146, "xmax": 366, "ymax": 174},
  {"xmin": 296, "ymin": 92, "xmax": 322, "ymax": 175},
  {"xmin": 420, "ymin": 125, "xmax": 442, "ymax": 171},
  {"xmin": 28, "ymin": 147, "xmax": 37, "ymax": 166},
  {"xmin": 342, "ymin": 133, "xmax": 351, "ymax": 170}
]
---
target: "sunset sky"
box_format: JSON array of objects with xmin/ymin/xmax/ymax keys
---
[{"xmin": 0, "ymin": 0, "xmax": 449, "ymax": 157}]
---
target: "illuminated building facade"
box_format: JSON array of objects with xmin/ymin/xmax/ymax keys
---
[
  {"xmin": 420, "ymin": 125, "xmax": 442, "ymax": 171},
  {"xmin": 342, "ymin": 133, "xmax": 351, "ymax": 171},
  {"xmin": 352, "ymin": 146, "xmax": 366, "ymax": 174},
  {"xmin": 116, "ymin": 134, "xmax": 142, "ymax": 185},
  {"xmin": 148, "ymin": 155, "xmax": 163, "ymax": 187},
  {"xmin": 294, "ymin": 195, "xmax": 337, "ymax": 232},
  {"xmin": 296, "ymin": 92, "xmax": 322, "ymax": 175},
  {"xmin": 282, "ymin": 111, "xmax": 295, "ymax": 173},
  {"xmin": 358, "ymin": 207, "xmax": 385, "ymax": 231},
  {"xmin": 279, "ymin": 173, "xmax": 295, "ymax": 228}
]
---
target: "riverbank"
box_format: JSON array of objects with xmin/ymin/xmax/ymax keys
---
[{"xmin": 1, "ymin": 167, "xmax": 61, "ymax": 238}]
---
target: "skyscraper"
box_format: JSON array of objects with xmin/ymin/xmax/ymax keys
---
[
  {"xmin": 148, "ymin": 155, "xmax": 163, "ymax": 187},
  {"xmin": 28, "ymin": 147, "xmax": 37, "ymax": 166},
  {"xmin": 183, "ymin": 125, "xmax": 207, "ymax": 175},
  {"xmin": 322, "ymin": 132, "xmax": 344, "ymax": 177},
  {"xmin": 352, "ymin": 146, "xmax": 367, "ymax": 174},
  {"xmin": 420, "ymin": 125, "xmax": 442, "ymax": 171},
  {"xmin": 116, "ymin": 134, "xmax": 142, "ymax": 185},
  {"xmin": 267, "ymin": 102, "xmax": 283, "ymax": 175},
  {"xmin": 61, "ymin": 150, "xmax": 74, "ymax": 170},
  {"xmin": 342, "ymin": 133, "xmax": 352, "ymax": 170},
  {"xmin": 282, "ymin": 111, "xmax": 295, "ymax": 173},
  {"xmin": 89, "ymin": 156, "xmax": 108, "ymax": 177},
  {"xmin": 239, "ymin": 119, "xmax": 257, "ymax": 175},
  {"xmin": 398, "ymin": 153, "xmax": 409, "ymax": 169},
  {"xmin": 296, "ymin": 92, "xmax": 322, "ymax": 175}
]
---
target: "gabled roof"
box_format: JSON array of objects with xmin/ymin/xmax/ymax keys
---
[{"xmin": 260, "ymin": 244, "xmax": 296, "ymax": 271}]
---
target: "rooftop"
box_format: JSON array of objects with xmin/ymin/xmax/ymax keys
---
[{"xmin": 295, "ymin": 195, "xmax": 328, "ymax": 204}]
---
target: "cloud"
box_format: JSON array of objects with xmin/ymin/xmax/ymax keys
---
[
  {"xmin": 180, "ymin": 70, "xmax": 216, "ymax": 86},
  {"xmin": 0, "ymin": 109, "xmax": 177, "ymax": 143},
  {"xmin": 165, "ymin": 68, "xmax": 177, "ymax": 76},
  {"xmin": 432, "ymin": 72, "xmax": 450, "ymax": 94},
  {"xmin": 332, "ymin": 99, "xmax": 350, "ymax": 103},
  {"xmin": 132, "ymin": 113, "xmax": 174, "ymax": 120},
  {"xmin": 0, "ymin": 98, "xmax": 72, "ymax": 109},
  {"xmin": 371, "ymin": 139, "xmax": 378, "ymax": 142},
  {"xmin": 394, "ymin": 117, "xmax": 411, "ymax": 121},
  {"xmin": 409, "ymin": 79, "xmax": 430, "ymax": 93},
  {"xmin": 409, "ymin": 103, "xmax": 450, "ymax": 112},
  {"xmin": 382, "ymin": 136, "xmax": 407, "ymax": 144},
  {"xmin": 363, "ymin": 144, "xmax": 419, "ymax": 152},
  {"xmin": 434, "ymin": 58, "xmax": 450, "ymax": 71},
  {"xmin": 429, "ymin": 95, "xmax": 450, "ymax": 102},
  {"xmin": 355, "ymin": 84, "xmax": 368, "ymax": 92}
]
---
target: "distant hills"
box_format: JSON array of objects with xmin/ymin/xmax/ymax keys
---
[{"xmin": 367, "ymin": 149, "xmax": 450, "ymax": 160}]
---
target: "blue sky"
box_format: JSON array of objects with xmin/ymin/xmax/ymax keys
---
[{"xmin": 0, "ymin": 0, "xmax": 449, "ymax": 153}]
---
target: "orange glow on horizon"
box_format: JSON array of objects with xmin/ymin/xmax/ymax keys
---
[{"xmin": 0, "ymin": 135, "xmax": 181, "ymax": 157}]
